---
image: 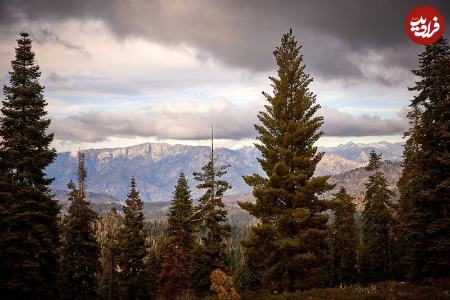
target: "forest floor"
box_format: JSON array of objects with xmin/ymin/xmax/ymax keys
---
[{"xmin": 210, "ymin": 278, "xmax": 450, "ymax": 300}]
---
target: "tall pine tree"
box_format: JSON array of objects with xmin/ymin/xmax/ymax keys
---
[
  {"xmin": 329, "ymin": 187, "xmax": 358, "ymax": 286},
  {"xmin": 158, "ymin": 173, "xmax": 195, "ymax": 298},
  {"xmin": 239, "ymin": 30, "xmax": 333, "ymax": 292},
  {"xmin": 398, "ymin": 37, "xmax": 450, "ymax": 280},
  {"xmin": 360, "ymin": 151, "xmax": 393, "ymax": 283},
  {"xmin": 61, "ymin": 151, "xmax": 101, "ymax": 300},
  {"xmin": 118, "ymin": 177, "xmax": 151, "ymax": 300},
  {"xmin": 0, "ymin": 32, "xmax": 60, "ymax": 299},
  {"xmin": 191, "ymin": 132, "xmax": 231, "ymax": 296}
]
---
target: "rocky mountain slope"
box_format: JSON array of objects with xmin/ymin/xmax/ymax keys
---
[{"xmin": 46, "ymin": 141, "xmax": 403, "ymax": 202}]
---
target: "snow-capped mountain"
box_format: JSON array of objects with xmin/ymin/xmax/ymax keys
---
[{"xmin": 46, "ymin": 141, "xmax": 403, "ymax": 202}]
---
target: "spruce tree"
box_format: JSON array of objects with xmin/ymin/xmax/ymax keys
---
[
  {"xmin": 61, "ymin": 151, "xmax": 101, "ymax": 300},
  {"xmin": 329, "ymin": 187, "xmax": 358, "ymax": 286},
  {"xmin": 158, "ymin": 173, "xmax": 195, "ymax": 298},
  {"xmin": 0, "ymin": 32, "xmax": 60, "ymax": 299},
  {"xmin": 239, "ymin": 30, "xmax": 333, "ymax": 292},
  {"xmin": 398, "ymin": 37, "xmax": 450, "ymax": 280},
  {"xmin": 118, "ymin": 177, "xmax": 150, "ymax": 300},
  {"xmin": 191, "ymin": 135, "xmax": 231, "ymax": 296},
  {"xmin": 359, "ymin": 151, "xmax": 393, "ymax": 283},
  {"xmin": 97, "ymin": 208, "xmax": 122, "ymax": 300}
]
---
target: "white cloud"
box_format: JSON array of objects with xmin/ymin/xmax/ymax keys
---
[{"xmin": 49, "ymin": 98, "xmax": 408, "ymax": 145}]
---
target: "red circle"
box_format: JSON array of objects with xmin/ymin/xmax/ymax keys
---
[{"xmin": 405, "ymin": 6, "xmax": 445, "ymax": 45}]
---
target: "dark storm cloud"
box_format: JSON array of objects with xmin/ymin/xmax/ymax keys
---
[{"xmin": 1, "ymin": 0, "xmax": 449, "ymax": 83}]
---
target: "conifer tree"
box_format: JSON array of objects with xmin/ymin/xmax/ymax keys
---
[
  {"xmin": 158, "ymin": 173, "xmax": 195, "ymax": 298},
  {"xmin": 167, "ymin": 173, "xmax": 195, "ymax": 252},
  {"xmin": 239, "ymin": 30, "xmax": 333, "ymax": 292},
  {"xmin": 398, "ymin": 37, "xmax": 450, "ymax": 280},
  {"xmin": 118, "ymin": 177, "xmax": 150, "ymax": 300},
  {"xmin": 147, "ymin": 237, "xmax": 167, "ymax": 299},
  {"xmin": 329, "ymin": 187, "xmax": 358, "ymax": 286},
  {"xmin": 360, "ymin": 151, "xmax": 393, "ymax": 283},
  {"xmin": 97, "ymin": 208, "xmax": 122, "ymax": 300},
  {"xmin": 0, "ymin": 32, "xmax": 60, "ymax": 299},
  {"xmin": 61, "ymin": 151, "xmax": 101, "ymax": 300},
  {"xmin": 158, "ymin": 234, "xmax": 191, "ymax": 299},
  {"xmin": 191, "ymin": 133, "xmax": 231, "ymax": 296},
  {"xmin": 392, "ymin": 104, "xmax": 423, "ymax": 279}
]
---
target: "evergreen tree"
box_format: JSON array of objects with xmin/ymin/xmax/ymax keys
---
[
  {"xmin": 392, "ymin": 104, "xmax": 423, "ymax": 280},
  {"xmin": 97, "ymin": 208, "xmax": 122, "ymax": 300},
  {"xmin": 146, "ymin": 237, "xmax": 167, "ymax": 300},
  {"xmin": 191, "ymin": 134, "xmax": 231, "ymax": 296},
  {"xmin": 167, "ymin": 173, "xmax": 195, "ymax": 253},
  {"xmin": 0, "ymin": 32, "xmax": 60, "ymax": 299},
  {"xmin": 329, "ymin": 187, "xmax": 358, "ymax": 286},
  {"xmin": 61, "ymin": 151, "xmax": 101, "ymax": 300},
  {"xmin": 118, "ymin": 177, "xmax": 150, "ymax": 300},
  {"xmin": 359, "ymin": 151, "xmax": 393, "ymax": 283},
  {"xmin": 158, "ymin": 173, "xmax": 195, "ymax": 298},
  {"xmin": 158, "ymin": 234, "xmax": 191, "ymax": 299},
  {"xmin": 239, "ymin": 30, "xmax": 333, "ymax": 292},
  {"xmin": 398, "ymin": 37, "xmax": 450, "ymax": 280}
]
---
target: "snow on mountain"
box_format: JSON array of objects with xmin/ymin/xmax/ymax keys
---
[{"xmin": 46, "ymin": 141, "xmax": 403, "ymax": 202}]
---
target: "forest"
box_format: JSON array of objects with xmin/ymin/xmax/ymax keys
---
[{"xmin": 0, "ymin": 29, "xmax": 449, "ymax": 300}]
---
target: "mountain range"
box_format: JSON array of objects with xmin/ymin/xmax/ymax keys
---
[{"xmin": 46, "ymin": 141, "xmax": 404, "ymax": 202}]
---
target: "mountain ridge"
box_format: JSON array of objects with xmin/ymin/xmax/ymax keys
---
[{"xmin": 46, "ymin": 141, "xmax": 403, "ymax": 202}]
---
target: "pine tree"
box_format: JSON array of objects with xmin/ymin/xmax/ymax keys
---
[
  {"xmin": 147, "ymin": 237, "xmax": 167, "ymax": 300},
  {"xmin": 359, "ymin": 151, "xmax": 394, "ymax": 283},
  {"xmin": 398, "ymin": 37, "xmax": 450, "ymax": 280},
  {"xmin": 118, "ymin": 177, "xmax": 150, "ymax": 300},
  {"xmin": 158, "ymin": 173, "xmax": 195, "ymax": 298},
  {"xmin": 158, "ymin": 234, "xmax": 191, "ymax": 299},
  {"xmin": 329, "ymin": 187, "xmax": 358, "ymax": 286},
  {"xmin": 61, "ymin": 151, "xmax": 101, "ymax": 300},
  {"xmin": 191, "ymin": 133, "xmax": 231, "ymax": 296},
  {"xmin": 0, "ymin": 32, "xmax": 60, "ymax": 299},
  {"xmin": 97, "ymin": 208, "xmax": 122, "ymax": 300},
  {"xmin": 167, "ymin": 173, "xmax": 195, "ymax": 253},
  {"xmin": 238, "ymin": 30, "xmax": 333, "ymax": 292},
  {"xmin": 393, "ymin": 104, "xmax": 423, "ymax": 279}
]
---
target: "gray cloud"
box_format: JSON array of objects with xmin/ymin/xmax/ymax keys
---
[
  {"xmin": 1, "ymin": 0, "xmax": 448, "ymax": 84},
  {"xmin": 321, "ymin": 107, "xmax": 407, "ymax": 137},
  {"xmin": 49, "ymin": 99, "xmax": 408, "ymax": 142}
]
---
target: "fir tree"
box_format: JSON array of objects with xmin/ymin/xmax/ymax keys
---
[
  {"xmin": 398, "ymin": 37, "xmax": 450, "ymax": 280},
  {"xmin": 191, "ymin": 133, "xmax": 231, "ymax": 296},
  {"xmin": 158, "ymin": 173, "xmax": 195, "ymax": 298},
  {"xmin": 97, "ymin": 208, "xmax": 122, "ymax": 300},
  {"xmin": 239, "ymin": 30, "xmax": 333, "ymax": 292},
  {"xmin": 167, "ymin": 173, "xmax": 195, "ymax": 253},
  {"xmin": 61, "ymin": 151, "xmax": 101, "ymax": 300},
  {"xmin": 360, "ymin": 151, "xmax": 393, "ymax": 283},
  {"xmin": 118, "ymin": 177, "xmax": 150, "ymax": 300},
  {"xmin": 0, "ymin": 32, "xmax": 60, "ymax": 299},
  {"xmin": 329, "ymin": 187, "xmax": 358, "ymax": 286}
]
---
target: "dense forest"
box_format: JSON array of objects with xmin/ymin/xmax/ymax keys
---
[{"xmin": 0, "ymin": 30, "xmax": 449, "ymax": 299}]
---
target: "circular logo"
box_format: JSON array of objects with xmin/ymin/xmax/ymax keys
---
[{"xmin": 405, "ymin": 6, "xmax": 445, "ymax": 45}]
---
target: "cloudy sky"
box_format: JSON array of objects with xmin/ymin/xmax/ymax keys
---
[{"xmin": 0, "ymin": 0, "xmax": 448, "ymax": 151}]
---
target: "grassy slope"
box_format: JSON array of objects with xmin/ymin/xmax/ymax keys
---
[{"xmin": 205, "ymin": 279, "xmax": 450, "ymax": 300}]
